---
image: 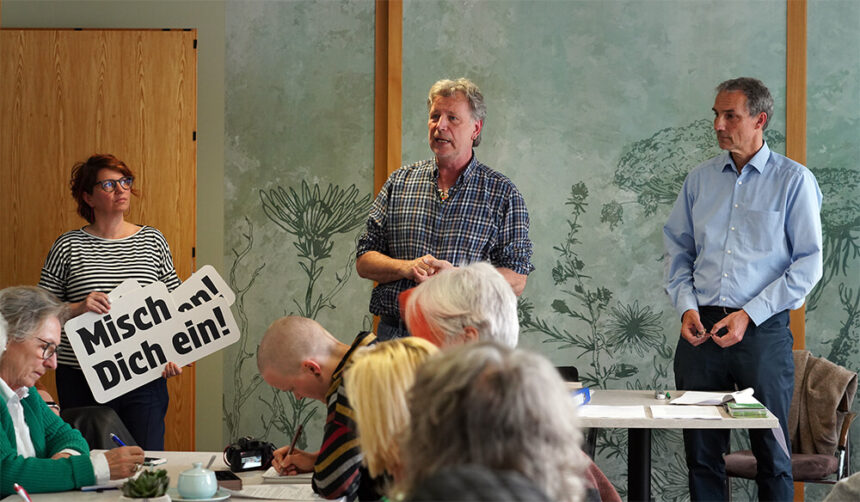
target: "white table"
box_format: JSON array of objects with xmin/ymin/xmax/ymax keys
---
[
  {"xmin": 3, "ymin": 451, "xmax": 271, "ymax": 501},
  {"xmin": 579, "ymin": 390, "xmax": 778, "ymax": 502}
]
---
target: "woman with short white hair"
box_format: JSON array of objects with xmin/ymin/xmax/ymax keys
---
[{"xmin": 400, "ymin": 262, "xmax": 518, "ymax": 347}]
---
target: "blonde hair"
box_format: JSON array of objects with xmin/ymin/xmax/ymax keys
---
[{"xmin": 343, "ymin": 337, "xmax": 439, "ymax": 479}]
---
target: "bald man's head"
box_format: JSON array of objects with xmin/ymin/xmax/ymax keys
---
[{"xmin": 257, "ymin": 316, "xmax": 339, "ymax": 378}]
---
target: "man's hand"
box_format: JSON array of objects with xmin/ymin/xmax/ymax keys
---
[
  {"xmin": 413, "ymin": 258, "xmax": 454, "ymax": 283},
  {"xmin": 104, "ymin": 446, "xmax": 145, "ymax": 479},
  {"xmin": 680, "ymin": 309, "xmax": 710, "ymax": 346},
  {"xmin": 50, "ymin": 452, "xmax": 72, "ymax": 460},
  {"xmin": 404, "ymin": 254, "xmax": 438, "ymax": 281},
  {"xmin": 710, "ymin": 310, "xmax": 750, "ymax": 348},
  {"xmin": 272, "ymin": 447, "xmax": 317, "ymax": 476}
]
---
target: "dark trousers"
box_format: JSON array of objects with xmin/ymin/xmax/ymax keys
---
[
  {"xmin": 674, "ymin": 308, "xmax": 793, "ymax": 502},
  {"xmin": 376, "ymin": 315, "xmax": 410, "ymax": 341},
  {"xmin": 56, "ymin": 365, "xmax": 169, "ymax": 450}
]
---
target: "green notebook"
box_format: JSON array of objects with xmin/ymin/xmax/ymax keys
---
[{"xmin": 726, "ymin": 402, "xmax": 767, "ymax": 417}]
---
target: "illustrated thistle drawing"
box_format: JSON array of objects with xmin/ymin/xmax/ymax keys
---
[
  {"xmin": 260, "ymin": 180, "xmax": 371, "ymax": 319},
  {"xmin": 256, "ymin": 179, "xmax": 372, "ymax": 447}
]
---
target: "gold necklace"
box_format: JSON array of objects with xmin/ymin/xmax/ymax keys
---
[{"xmin": 437, "ymin": 187, "xmax": 450, "ymax": 201}]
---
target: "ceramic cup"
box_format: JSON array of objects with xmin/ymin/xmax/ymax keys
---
[{"xmin": 177, "ymin": 462, "xmax": 217, "ymax": 499}]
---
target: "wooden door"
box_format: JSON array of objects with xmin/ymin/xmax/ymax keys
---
[{"xmin": 0, "ymin": 29, "xmax": 197, "ymax": 450}]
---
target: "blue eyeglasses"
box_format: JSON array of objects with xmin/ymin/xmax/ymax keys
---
[{"xmin": 94, "ymin": 176, "xmax": 134, "ymax": 193}]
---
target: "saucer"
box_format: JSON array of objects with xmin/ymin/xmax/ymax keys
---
[{"xmin": 167, "ymin": 487, "xmax": 230, "ymax": 501}]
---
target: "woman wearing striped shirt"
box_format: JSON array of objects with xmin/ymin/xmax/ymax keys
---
[{"xmin": 39, "ymin": 154, "xmax": 182, "ymax": 450}]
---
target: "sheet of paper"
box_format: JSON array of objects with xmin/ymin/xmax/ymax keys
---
[
  {"xmin": 262, "ymin": 466, "xmax": 314, "ymax": 484},
  {"xmin": 577, "ymin": 405, "xmax": 647, "ymax": 418},
  {"xmin": 731, "ymin": 388, "xmax": 760, "ymax": 405},
  {"xmin": 224, "ymin": 484, "xmax": 339, "ymax": 500},
  {"xmin": 651, "ymin": 405, "xmax": 722, "ymax": 419},
  {"xmin": 670, "ymin": 387, "xmax": 757, "ymax": 405},
  {"xmin": 669, "ymin": 391, "xmax": 730, "ymax": 405}
]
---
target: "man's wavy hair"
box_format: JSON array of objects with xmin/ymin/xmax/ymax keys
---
[{"xmin": 427, "ymin": 78, "xmax": 487, "ymax": 146}]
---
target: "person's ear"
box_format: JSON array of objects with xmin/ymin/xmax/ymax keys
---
[
  {"xmin": 461, "ymin": 326, "xmax": 479, "ymax": 343},
  {"xmin": 302, "ymin": 360, "xmax": 322, "ymax": 378},
  {"xmin": 755, "ymin": 112, "xmax": 767, "ymax": 130},
  {"xmin": 82, "ymin": 191, "xmax": 94, "ymax": 207},
  {"xmin": 471, "ymin": 120, "xmax": 483, "ymax": 141}
]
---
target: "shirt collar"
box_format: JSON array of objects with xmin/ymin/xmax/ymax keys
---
[
  {"xmin": 722, "ymin": 141, "xmax": 771, "ymax": 175},
  {"xmin": 0, "ymin": 377, "xmax": 28, "ymax": 403},
  {"xmin": 433, "ymin": 151, "xmax": 479, "ymax": 186}
]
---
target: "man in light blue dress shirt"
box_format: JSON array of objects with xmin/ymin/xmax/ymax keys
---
[{"xmin": 664, "ymin": 77, "xmax": 823, "ymax": 501}]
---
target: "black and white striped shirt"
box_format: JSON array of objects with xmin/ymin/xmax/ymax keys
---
[{"xmin": 39, "ymin": 226, "xmax": 181, "ymax": 368}]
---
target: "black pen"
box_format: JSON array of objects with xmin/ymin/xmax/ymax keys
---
[{"xmin": 110, "ymin": 433, "xmax": 126, "ymax": 447}]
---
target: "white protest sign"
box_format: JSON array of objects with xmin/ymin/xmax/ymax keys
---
[
  {"xmin": 64, "ymin": 279, "xmax": 240, "ymax": 403},
  {"xmin": 172, "ymin": 264, "xmax": 235, "ymax": 311},
  {"xmin": 109, "ymin": 279, "xmax": 141, "ymax": 302}
]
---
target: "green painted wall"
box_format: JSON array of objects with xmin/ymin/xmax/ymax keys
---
[
  {"xmin": 805, "ymin": 0, "xmax": 860, "ymax": 499},
  {"xmin": 222, "ymin": 0, "xmax": 375, "ymax": 452}
]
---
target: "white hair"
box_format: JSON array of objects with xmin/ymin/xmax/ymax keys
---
[
  {"xmin": 404, "ymin": 262, "xmax": 518, "ymax": 347},
  {"xmin": 0, "ymin": 311, "xmax": 7, "ymax": 356},
  {"xmin": 397, "ymin": 341, "xmax": 587, "ymax": 502}
]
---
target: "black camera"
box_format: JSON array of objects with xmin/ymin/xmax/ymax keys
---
[{"xmin": 223, "ymin": 436, "xmax": 276, "ymax": 472}]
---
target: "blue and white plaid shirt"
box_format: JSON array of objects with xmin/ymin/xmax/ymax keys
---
[{"xmin": 357, "ymin": 153, "xmax": 534, "ymax": 317}]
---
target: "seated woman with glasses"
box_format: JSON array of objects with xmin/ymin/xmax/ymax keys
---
[
  {"xmin": 38, "ymin": 153, "xmax": 182, "ymax": 450},
  {"xmin": 0, "ymin": 286, "xmax": 145, "ymax": 496}
]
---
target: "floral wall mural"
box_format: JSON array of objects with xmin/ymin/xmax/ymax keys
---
[{"xmin": 222, "ymin": 0, "xmax": 858, "ymax": 500}]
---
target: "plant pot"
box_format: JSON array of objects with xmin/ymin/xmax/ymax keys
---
[{"xmin": 118, "ymin": 495, "xmax": 171, "ymax": 502}]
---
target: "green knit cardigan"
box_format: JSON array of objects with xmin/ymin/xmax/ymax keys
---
[{"xmin": 1, "ymin": 387, "xmax": 96, "ymax": 495}]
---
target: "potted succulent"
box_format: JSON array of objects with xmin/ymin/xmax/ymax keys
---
[{"xmin": 120, "ymin": 469, "xmax": 171, "ymax": 501}]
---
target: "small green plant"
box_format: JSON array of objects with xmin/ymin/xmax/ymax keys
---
[{"xmin": 121, "ymin": 469, "xmax": 169, "ymax": 498}]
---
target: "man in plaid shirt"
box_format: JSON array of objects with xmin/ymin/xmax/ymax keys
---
[{"xmin": 357, "ymin": 78, "xmax": 534, "ymax": 340}]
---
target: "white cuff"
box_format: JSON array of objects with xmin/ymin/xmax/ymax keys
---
[{"xmin": 90, "ymin": 451, "xmax": 111, "ymax": 484}]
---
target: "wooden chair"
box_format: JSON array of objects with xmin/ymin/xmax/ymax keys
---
[{"xmin": 725, "ymin": 411, "xmax": 855, "ymax": 486}]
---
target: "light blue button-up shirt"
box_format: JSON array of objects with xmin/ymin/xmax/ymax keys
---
[{"xmin": 663, "ymin": 142, "xmax": 823, "ymax": 326}]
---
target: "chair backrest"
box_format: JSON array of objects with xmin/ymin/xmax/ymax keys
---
[
  {"xmin": 60, "ymin": 405, "xmax": 137, "ymax": 450},
  {"xmin": 555, "ymin": 366, "xmax": 579, "ymax": 382}
]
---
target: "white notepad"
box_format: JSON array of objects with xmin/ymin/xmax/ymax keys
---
[
  {"xmin": 577, "ymin": 405, "xmax": 647, "ymax": 419},
  {"xmin": 650, "ymin": 405, "xmax": 722, "ymax": 419},
  {"xmin": 261, "ymin": 466, "xmax": 314, "ymax": 484}
]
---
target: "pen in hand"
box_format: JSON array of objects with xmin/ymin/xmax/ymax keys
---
[
  {"xmin": 279, "ymin": 424, "xmax": 304, "ymax": 475},
  {"xmin": 110, "ymin": 433, "xmax": 127, "ymax": 447},
  {"xmin": 286, "ymin": 424, "xmax": 303, "ymax": 457}
]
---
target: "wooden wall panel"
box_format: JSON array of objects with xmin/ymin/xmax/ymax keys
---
[
  {"xmin": 787, "ymin": 0, "xmax": 808, "ymax": 356},
  {"xmin": 0, "ymin": 29, "xmax": 197, "ymax": 451}
]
